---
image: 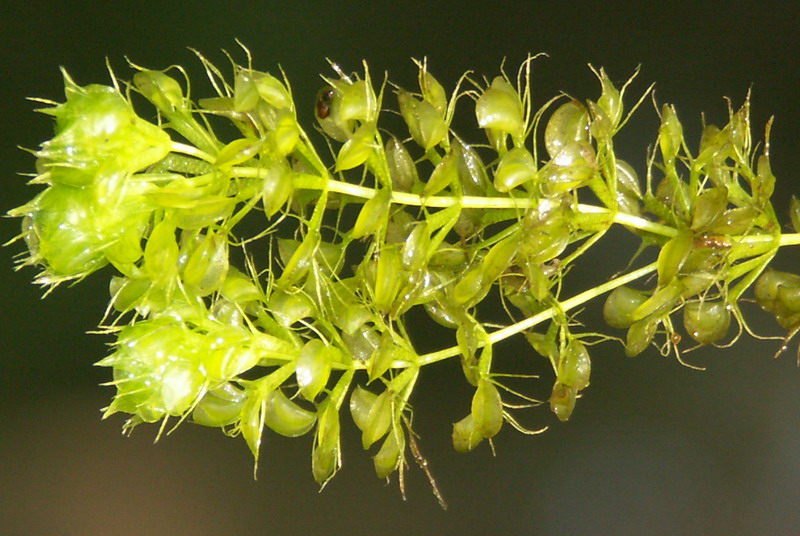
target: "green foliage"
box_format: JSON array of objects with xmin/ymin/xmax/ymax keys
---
[{"xmin": 7, "ymin": 48, "xmax": 800, "ymax": 501}]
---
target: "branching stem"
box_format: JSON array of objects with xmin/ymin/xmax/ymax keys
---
[{"xmin": 415, "ymin": 261, "xmax": 659, "ymax": 367}]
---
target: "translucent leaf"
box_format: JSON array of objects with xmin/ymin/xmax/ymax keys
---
[
  {"xmin": 296, "ymin": 340, "xmax": 333, "ymax": 401},
  {"xmin": 452, "ymin": 414, "xmax": 482, "ymax": 453},
  {"xmin": 471, "ymin": 378, "xmax": 503, "ymax": 438},
  {"xmin": 264, "ymin": 389, "xmax": 317, "ymax": 437}
]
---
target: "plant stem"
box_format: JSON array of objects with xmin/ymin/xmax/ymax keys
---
[
  {"xmin": 234, "ymin": 165, "xmax": 800, "ymax": 246},
  {"xmin": 415, "ymin": 261, "xmax": 659, "ymax": 367},
  {"xmin": 171, "ymin": 141, "xmax": 215, "ymax": 162}
]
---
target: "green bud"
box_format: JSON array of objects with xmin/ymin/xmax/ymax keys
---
[
  {"xmin": 603, "ymin": 286, "xmax": 649, "ymax": 329},
  {"xmin": 559, "ymin": 340, "xmax": 591, "ymax": 390},
  {"xmin": 691, "ymin": 186, "xmax": 728, "ymax": 232},
  {"xmin": 335, "ymin": 123, "xmax": 375, "ymax": 171},
  {"xmin": 424, "ymin": 150, "xmax": 458, "ymax": 197},
  {"xmin": 755, "ymin": 154, "xmax": 776, "ymax": 207},
  {"xmin": 133, "ymin": 69, "xmax": 186, "ymax": 113},
  {"xmin": 352, "ymin": 188, "xmax": 390, "ymax": 239},
  {"xmin": 234, "ymin": 70, "xmax": 261, "ymax": 112},
  {"xmin": 239, "ymin": 390, "xmax": 265, "ymax": 462},
  {"xmin": 107, "ymin": 214, "xmax": 150, "ymax": 266},
  {"xmin": 493, "ymin": 147, "xmax": 536, "ymax": 192},
  {"xmin": 146, "ymin": 178, "xmax": 234, "ymax": 230},
  {"xmin": 268, "ymin": 289, "xmax": 315, "ymax": 327},
  {"xmin": 522, "ymin": 260, "xmax": 552, "ymax": 302},
  {"xmin": 361, "ymin": 391, "xmax": 393, "ymax": 449},
  {"xmin": 521, "ymin": 227, "xmax": 570, "ymax": 264},
  {"xmin": 588, "ymin": 100, "xmax": 613, "ymax": 141},
  {"xmin": 657, "ymin": 229, "xmax": 693, "ymax": 286},
  {"xmin": 397, "ymin": 88, "xmax": 447, "ymax": 150},
  {"xmin": 373, "ymin": 428, "xmax": 404, "ymax": 478},
  {"xmin": 374, "ymin": 245, "xmax": 403, "ymax": 313},
  {"xmin": 419, "ymin": 68, "xmax": 447, "ymax": 116},
  {"xmin": 368, "ymin": 333, "xmax": 399, "ymax": 382},
  {"xmin": 755, "ymin": 269, "xmax": 800, "ymax": 312},
  {"xmin": 262, "ymin": 160, "xmax": 294, "ymax": 217},
  {"xmin": 296, "ymin": 339, "xmax": 334, "ymax": 401},
  {"xmin": 779, "ymin": 286, "xmax": 800, "ymax": 315},
  {"xmin": 38, "ymin": 76, "xmax": 171, "ymax": 187},
  {"xmin": 16, "ymin": 186, "xmax": 109, "ymax": 279},
  {"xmin": 456, "ymin": 321, "xmax": 481, "ymax": 385},
  {"xmin": 549, "ymin": 382, "xmax": 577, "ymax": 422},
  {"xmin": 525, "ymin": 331, "xmax": 558, "ymax": 360},
  {"xmin": 312, "ymin": 400, "xmax": 341, "ymax": 484},
  {"xmin": 452, "ymin": 414, "xmax": 482, "ymax": 453},
  {"xmin": 220, "ymin": 266, "xmax": 262, "ymax": 304},
  {"xmin": 350, "ymin": 385, "xmax": 378, "ymax": 432},
  {"xmin": 540, "ymin": 147, "xmax": 595, "ymax": 194},
  {"xmin": 429, "ymin": 248, "xmax": 468, "ymax": 269},
  {"xmin": 453, "ymin": 138, "xmax": 490, "ymax": 196},
  {"xmin": 270, "ymin": 110, "xmax": 300, "ymax": 156},
  {"xmin": 204, "ymin": 326, "xmax": 260, "ymax": 381},
  {"xmin": 481, "ymin": 235, "xmax": 519, "ymax": 282},
  {"xmin": 519, "ymin": 202, "xmax": 571, "ymax": 264},
  {"xmin": 625, "ymin": 317, "xmax": 659, "ymax": 357},
  {"xmin": 595, "ymin": 67, "xmax": 623, "ymax": 128},
  {"xmin": 452, "ymin": 267, "xmax": 484, "ymax": 306},
  {"xmin": 708, "ymin": 206, "xmax": 759, "ymax": 235},
  {"xmin": 335, "ymin": 317, "xmax": 376, "ymax": 356},
  {"xmin": 475, "ymin": 76, "xmax": 524, "ymax": 142},
  {"xmin": 631, "ymin": 279, "xmax": 684, "ymax": 322},
  {"xmin": 337, "ymin": 79, "xmax": 378, "ymax": 124},
  {"xmin": 423, "ymin": 296, "xmax": 460, "ymax": 329},
  {"xmin": 616, "ymin": 190, "xmax": 642, "ymax": 216},
  {"xmin": 679, "ymin": 270, "xmax": 717, "ymax": 297},
  {"xmin": 654, "ymin": 176, "xmax": 691, "ymax": 223},
  {"xmin": 401, "ymin": 222, "xmax": 430, "ymax": 272},
  {"xmin": 683, "ymin": 301, "xmax": 731, "ymax": 345},
  {"xmin": 385, "ymin": 136, "xmax": 419, "ymax": 192},
  {"xmin": 104, "ymin": 371, "xmax": 164, "ymax": 424},
  {"xmin": 390, "ymin": 269, "xmax": 430, "ymax": 318},
  {"xmin": 160, "ymin": 360, "xmax": 207, "ymax": 415},
  {"xmin": 728, "ymin": 99, "xmax": 751, "ymax": 156},
  {"xmin": 192, "ymin": 383, "xmax": 246, "ymax": 427},
  {"xmin": 315, "ymin": 86, "xmax": 354, "ymax": 142},
  {"xmin": 144, "ymin": 220, "xmax": 180, "ymax": 287},
  {"xmin": 254, "ymin": 72, "xmax": 293, "ymax": 111},
  {"xmin": 98, "ymin": 319, "xmax": 211, "ymax": 422},
  {"xmin": 264, "ymin": 389, "xmax": 317, "ymax": 437},
  {"xmin": 109, "ymin": 276, "xmax": 151, "ymax": 313},
  {"xmin": 695, "ymin": 124, "xmax": 728, "ymax": 170},
  {"xmin": 615, "ymin": 159, "xmax": 642, "ymax": 199},
  {"xmin": 544, "ymin": 100, "xmax": 589, "ymax": 159},
  {"xmin": 659, "ymin": 104, "xmax": 684, "ymax": 165},
  {"xmin": 181, "ymin": 232, "xmax": 229, "ymax": 296},
  {"xmin": 316, "ymin": 240, "xmax": 346, "ymax": 277},
  {"xmin": 471, "ymin": 378, "xmax": 503, "ymax": 438},
  {"xmin": 276, "ymin": 234, "xmax": 318, "ymax": 288}
]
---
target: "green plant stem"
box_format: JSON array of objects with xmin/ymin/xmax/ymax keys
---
[
  {"xmin": 234, "ymin": 166, "xmax": 677, "ymax": 236},
  {"xmin": 414, "ymin": 261, "xmax": 659, "ymax": 367},
  {"xmin": 412, "ymin": 232, "xmax": 800, "ymax": 367},
  {"xmin": 233, "ymin": 165, "xmax": 800, "ymax": 247},
  {"xmin": 172, "ymin": 141, "xmax": 215, "ymax": 162}
]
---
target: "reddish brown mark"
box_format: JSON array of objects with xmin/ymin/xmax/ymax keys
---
[{"xmin": 316, "ymin": 87, "xmax": 335, "ymax": 119}]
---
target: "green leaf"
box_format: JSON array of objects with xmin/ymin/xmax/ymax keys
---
[
  {"xmin": 296, "ymin": 340, "xmax": 333, "ymax": 401},
  {"xmin": 264, "ymin": 389, "xmax": 317, "ymax": 437}
]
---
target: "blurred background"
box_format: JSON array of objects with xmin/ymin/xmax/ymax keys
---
[{"xmin": 1, "ymin": 2, "xmax": 799, "ymax": 534}]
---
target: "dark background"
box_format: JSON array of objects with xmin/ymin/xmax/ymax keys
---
[{"xmin": 2, "ymin": 2, "xmax": 799, "ymax": 534}]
